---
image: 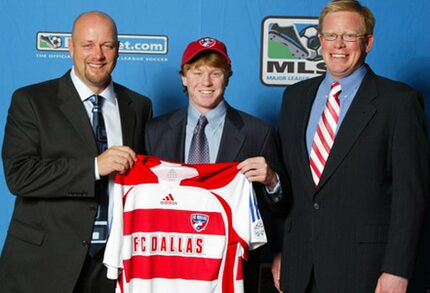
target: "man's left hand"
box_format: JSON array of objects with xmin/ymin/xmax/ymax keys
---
[
  {"xmin": 374, "ymin": 272, "xmax": 408, "ymax": 293},
  {"xmin": 238, "ymin": 156, "xmax": 277, "ymax": 190}
]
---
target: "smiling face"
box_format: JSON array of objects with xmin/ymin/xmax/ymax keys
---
[
  {"xmin": 319, "ymin": 11, "xmax": 374, "ymax": 80},
  {"xmin": 181, "ymin": 64, "xmax": 226, "ymax": 114},
  {"xmin": 69, "ymin": 12, "xmax": 119, "ymax": 93}
]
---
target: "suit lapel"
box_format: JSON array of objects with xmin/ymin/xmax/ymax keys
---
[
  {"xmin": 57, "ymin": 73, "xmax": 98, "ymax": 155},
  {"xmin": 115, "ymin": 84, "xmax": 136, "ymax": 148},
  {"xmin": 216, "ymin": 105, "xmax": 246, "ymax": 162},
  {"xmin": 317, "ymin": 71, "xmax": 378, "ymax": 190},
  {"xmin": 167, "ymin": 109, "xmax": 187, "ymax": 162}
]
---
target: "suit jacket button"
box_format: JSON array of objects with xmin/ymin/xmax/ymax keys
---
[
  {"xmin": 313, "ymin": 202, "xmax": 320, "ymax": 210},
  {"xmin": 82, "ymin": 240, "xmax": 89, "ymax": 247}
]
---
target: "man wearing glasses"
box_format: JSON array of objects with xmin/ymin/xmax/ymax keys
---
[{"xmin": 271, "ymin": 0, "xmax": 429, "ymax": 292}]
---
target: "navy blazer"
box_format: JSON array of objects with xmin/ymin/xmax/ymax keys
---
[
  {"xmin": 145, "ymin": 102, "xmax": 282, "ymax": 169},
  {"xmin": 277, "ymin": 67, "xmax": 429, "ymax": 293}
]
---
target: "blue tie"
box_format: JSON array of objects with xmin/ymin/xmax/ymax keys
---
[
  {"xmin": 87, "ymin": 95, "xmax": 109, "ymax": 257},
  {"xmin": 89, "ymin": 95, "xmax": 108, "ymax": 153},
  {"xmin": 188, "ymin": 115, "xmax": 209, "ymax": 164}
]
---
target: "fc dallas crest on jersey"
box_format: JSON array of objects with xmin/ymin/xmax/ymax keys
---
[
  {"xmin": 191, "ymin": 213, "xmax": 209, "ymax": 232},
  {"xmin": 104, "ymin": 155, "xmax": 267, "ymax": 293}
]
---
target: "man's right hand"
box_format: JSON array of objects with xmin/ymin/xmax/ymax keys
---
[
  {"xmin": 272, "ymin": 253, "xmax": 283, "ymax": 293},
  {"xmin": 97, "ymin": 146, "xmax": 137, "ymax": 176}
]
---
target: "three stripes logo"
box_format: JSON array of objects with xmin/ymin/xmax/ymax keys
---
[{"xmin": 160, "ymin": 193, "xmax": 177, "ymax": 205}]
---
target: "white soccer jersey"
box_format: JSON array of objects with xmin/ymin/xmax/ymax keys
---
[{"xmin": 104, "ymin": 155, "xmax": 267, "ymax": 293}]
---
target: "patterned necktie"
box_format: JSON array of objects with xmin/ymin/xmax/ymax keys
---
[
  {"xmin": 89, "ymin": 95, "xmax": 108, "ymax": 153},
  {"xmin": 309, "ymin": 82, "xmax": 342, "ymax": 186},
  {"xmin": 188, "ymin": 115, "xmax": 209, "ymax": 164},
  {"xmin": 87, "ymin": 94, "xmax": 109, "ymax": 256}
]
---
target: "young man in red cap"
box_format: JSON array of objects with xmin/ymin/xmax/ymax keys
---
[{"xmin": 145, "ymin": 37, "xmax": 284, "ymax": 292}]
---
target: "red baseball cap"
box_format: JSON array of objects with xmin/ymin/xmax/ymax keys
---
[{"xmin": 181, "ymin": 37, "xmax": 231, "ymax": 67}]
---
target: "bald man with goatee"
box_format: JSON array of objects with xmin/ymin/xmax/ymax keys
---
[{"xmin": 0, "ymin": 11, "xmax": 152, "ymax": 293}]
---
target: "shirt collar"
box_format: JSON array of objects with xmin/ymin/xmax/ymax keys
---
[
  {"xmin": 70, "ymin": 67, "xmax": 116, "ymax": 105},
  {"xmin": 187, "ymin": 100, "xmax": 227, "ymax": 129},
  {"xmin": 322, "ymin": 65, "xmax": 367, "ymax": 99}
]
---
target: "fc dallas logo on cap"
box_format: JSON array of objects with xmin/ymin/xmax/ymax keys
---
[
  {"xmin": 198, "ymin": 37, "xmax": 217, "ymax": 48},
  {"xmin": 191, "ymin": 214, "xmax": 209, "ymax": 232}
]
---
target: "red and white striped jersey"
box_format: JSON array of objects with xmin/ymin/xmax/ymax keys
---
[{"xmin": 103, "ymin": 155, "xmax": 267, "ymax": 293}]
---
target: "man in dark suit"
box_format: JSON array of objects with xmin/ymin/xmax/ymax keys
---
[
  {"xmin": 0, "ymin": 11, "xmax": 152, "ymax": 292},
  {"xmin": 145, "ymin": 37, "xmax": 283, "ymax": 292},
  {"xmin": 271, "ymin": 1, "xmax": 430, "ymax": 293}
]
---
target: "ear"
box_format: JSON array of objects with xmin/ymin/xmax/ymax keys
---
[
  {"xmin": 181, "ymin": 74, "xmax": 188, "ymax": 87},
  {"xmin": 115, "ymin": 41, "xmax": 120, "ymax": 59},
  {"xmin": 318, "ymin": 34, "xmax": 324, "ymax": 44},
  {"xmin": 69, "ymin": 40, "xmax": 74, "ymax": 58},
  {"xmin": 364, "ymin": 34, "xmax": 374, "ymax": 53}
]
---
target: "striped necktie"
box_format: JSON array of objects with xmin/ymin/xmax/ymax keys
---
[
  {"xmin": 87, "ymin": 94, "xmax": 109, "ymax": 256},
  {"xmin": 309, "ymin": 82, "xmax": 342, "ymax": 186},
  {"xmin": 188, "ymin": 115, "xmax": 209, "ymax": 164},
  {"xmin": 88, "ymin": 94, "xmax": 108, "ymax": 153}
]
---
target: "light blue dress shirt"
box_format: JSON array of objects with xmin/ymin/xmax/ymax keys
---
[
  {"xmin": 306, "ymin": 65, "xmax": 367, "ymax": 155},
  {"xmin": 185, "ymin": 101, "xmax": 227, "ymax": 163}
]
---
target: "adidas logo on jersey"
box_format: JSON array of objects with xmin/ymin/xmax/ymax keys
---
[{"xmin": 160, "ymin": 193, "xmax": 178, "ymax": 205}]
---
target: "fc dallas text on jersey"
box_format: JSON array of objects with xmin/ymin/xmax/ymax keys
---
[{"xmin": 132, "ymin": 233, "xmax": 204, "ymax": 255}]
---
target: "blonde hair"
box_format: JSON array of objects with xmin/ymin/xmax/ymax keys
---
[
  {"xmin": 181, "ymin": 51, "xmax": 232, "ymax": 79},
  {"xmin": 319, "ymin": 0, "xmax": 375, "ymax": 34}
]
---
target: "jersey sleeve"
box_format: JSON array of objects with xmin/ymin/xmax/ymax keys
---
[
  {"xmin": 217, "ymin": 170, "xmax": 267, "ymax": 252},
  {"xmin": 103, "ymin": 181, "xmax": 127, "ymax": 280}
]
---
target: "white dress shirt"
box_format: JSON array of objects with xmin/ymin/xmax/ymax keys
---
[{"xmin": 70, "ymin": 67, "xmax": 123, "ymax": 228}]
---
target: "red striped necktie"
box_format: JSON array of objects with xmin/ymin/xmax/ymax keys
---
[{"xmin": 309, "ymin": 81, "xmax": 342, "ymax": 186}]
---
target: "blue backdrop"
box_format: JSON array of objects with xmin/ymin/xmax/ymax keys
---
[{"xmin": 1, "ymin": 0, "xmax": 429, "ymax": 291}]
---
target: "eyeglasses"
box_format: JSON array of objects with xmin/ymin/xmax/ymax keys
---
[{"xmin": 320, "ymin": 32, "xmax": 368, "ymax": 42}]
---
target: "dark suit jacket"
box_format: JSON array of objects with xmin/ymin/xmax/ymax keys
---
[
  {"xmin": 145, "ymin": 102, "xmax": 284, "ymax": 292},
  {"xmin": 277, "ymin": 67, "xmax": 429, "ymax": 293},
  {"xmin": 145, "ymin": 102, "xmax": 282, "ymax": 169},
  {"xmin": 0, "ymin": 72, "xmax": 152, "ymax": 293}
]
